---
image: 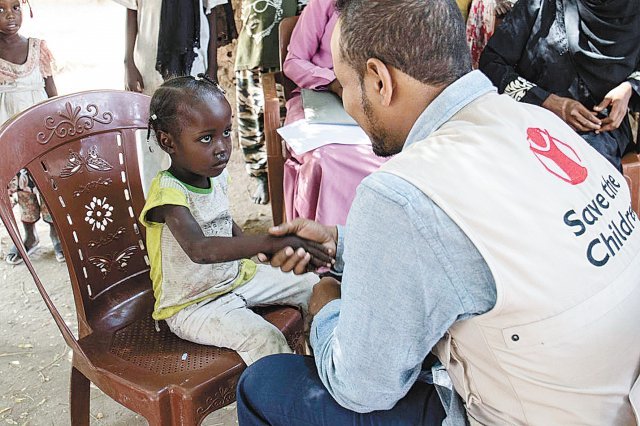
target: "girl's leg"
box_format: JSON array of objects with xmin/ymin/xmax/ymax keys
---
[
  {"xmin": 165, "ymin": 293, "xmax": 292, "ymax": 366},
  {"xmin": 5, "ymin": 191, "xmax": 41, "ymax": 264},
  {"xmin": 39, "ymin": 198, "xmax": 64, "ymax": 262},
  {"xmin": 233, "ymin": 264, "xmax": 318, "ymax": 314}
]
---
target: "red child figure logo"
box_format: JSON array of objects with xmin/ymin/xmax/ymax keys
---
[{"xmin": 527, "ymin": 127, "xmax": 588, "ymax": 185}]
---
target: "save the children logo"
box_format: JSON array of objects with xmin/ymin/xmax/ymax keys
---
[{"xmin": 527, "ymin": 127, "xmax": 588, "ymax": 185}]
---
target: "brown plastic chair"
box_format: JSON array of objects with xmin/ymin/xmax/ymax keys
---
[
  {"xmin": 622, "ymin": 112, "xmax": 640, "ymax": 215},
  {"xmin": 0, "ymin": 90, "xmax": 304, "ymax": 425},
  {"xmin": 263, "ymin": 15, "xmax": 299, "ymax": 226}
]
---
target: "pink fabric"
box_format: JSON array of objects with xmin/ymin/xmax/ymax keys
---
[
  {"xmin": 284, "ymin": 0, "xmax": 338, "ymax": 126},
  {"xmin": 284, "ymin": 144, "xmax": 387, "ymax": 226},
  {"xmin": 280, "ymin": 0, "xmax": 387, "ymax": 225}
]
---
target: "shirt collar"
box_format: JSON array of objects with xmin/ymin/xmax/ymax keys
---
[{"xmin": 404, "ymin": 70, "xmax": 496, "ymax": 150}]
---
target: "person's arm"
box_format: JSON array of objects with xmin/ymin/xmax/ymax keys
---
[
  {"xmin": 479, "ymin": 0, "xmax": 548, "ymax": 106},
  {"xmin": 44, "ymin": 77, "xmax": 57, "ymax": 98},
  {"xmin": 479, "ymin": 0, "xmax": 601, "ymax": 131},
  {"xmin": 310, "ymin": 174, "xmax": 493, "ymax": 412},
  {"xmin": 204, "ymin": 4, "xmax": 221, "ymax": 82},
  {"xmin": 625, "ymin": 62, "xmax": 640, "ymax": 113},
  {"xmin": 592, "ymin": 81, "xmax": 634, "ymax": 133},
  {"xmin": 283, "ymin": 0, "xmax": 337, "ymax": 91},
  {"xmin": 38, "ymin": 40, "xmax": 57, "ymax": 97},
  {"xmin": 124, "ymin": 8, "xmax": 144, "ymax": 92},
  {"xmin": 148, "ymin": 204, "xmax": 332, "ymax": 266}
]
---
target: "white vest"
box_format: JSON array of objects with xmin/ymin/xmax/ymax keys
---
[{"xmin": 382, "ymin": 92, "xmax": 640, "ymax": 425}]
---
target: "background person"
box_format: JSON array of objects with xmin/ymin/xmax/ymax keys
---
[
  {"xmin": 115, "ymin": 0, "xmax": 227, "ymax": 95},
  {"xmin": 479, "ymin": 0, "xmax": 640, "ymax": 171},
  {"xmin": 0, "ymin": 0, "xmax": 63, "ymax": 264},
  {"xmin": 280, "ymin": 0, "xmax": 387, "ymax": 225}
]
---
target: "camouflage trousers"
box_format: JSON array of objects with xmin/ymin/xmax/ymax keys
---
[
  {"xmin": 235, "ymin": 67, "xmax": 286, "ymax": 179},
  {"xmin": 7, "ymin": 169, "xmax": 52, "ymax": 224}
]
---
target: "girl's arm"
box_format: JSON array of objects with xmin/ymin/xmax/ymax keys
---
[
  {"xmin": 152, "ymin": 204, "xmax": 332, "ymax": 266},
  {"xmin": 124, "ymin": 8, "xmax": 144, "ymax": 92},
  {"xmin": 44, "ymin": 76, "xmax": 57, "ymax": 98}
]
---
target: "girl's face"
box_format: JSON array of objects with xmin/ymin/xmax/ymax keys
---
[
  {"xmin": 0, "ymin": 0, "xmax": 22, "ymax": 36},
  {"xmin": 162, "ymin": 93, "xmax": 233, "ymax": 187}
]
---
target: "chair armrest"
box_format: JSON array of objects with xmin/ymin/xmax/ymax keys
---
[
  {"xmin": 622, "ymin": 152, "xmax": 640, "ymax": 215},
  {"xmin": 263, "ymin": 72, "xmax": 287, "ymax": 226}
]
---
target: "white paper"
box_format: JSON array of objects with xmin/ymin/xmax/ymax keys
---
[{"xmin": 277, "ymin": 120, "xmax": 372, "ymax": 155}]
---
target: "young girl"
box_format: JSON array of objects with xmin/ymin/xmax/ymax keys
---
[
  {"xmin": 0, "ymin": 0, "xmax": 63, "ymax": 264},
  {"xmin": 140, "ymin": 75, "xmax": 332, "ymax": 365}
]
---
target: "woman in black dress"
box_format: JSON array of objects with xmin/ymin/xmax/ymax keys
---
[{"xmin": 480, "ymin": 0, "xmax": 640, "ymax": 170}]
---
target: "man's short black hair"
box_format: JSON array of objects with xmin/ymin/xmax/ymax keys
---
[{"xmin": 335, "ymin": 0, "xmax": 471, "ymax": 86}]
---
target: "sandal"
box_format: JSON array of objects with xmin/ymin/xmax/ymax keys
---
[
  {"xmin": 5, "ymin": 237, "xmax": 40, "ymax": 265},
  {"xmin": 54, "ymin": 245, "xmax": 65, "ymax": 263},
  {"xmin": 50, "ymin": 228, "xmax": 65, "ymax": 263}
]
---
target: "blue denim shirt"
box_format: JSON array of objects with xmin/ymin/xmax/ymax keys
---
[{"xmin": 310, "ymin": 71, "xmax": 498, "ymax": 424}]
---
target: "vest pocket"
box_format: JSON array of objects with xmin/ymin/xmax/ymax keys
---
[
  {"xmin": 449, "ymin": 337, "xmax": 483, "ymax": 408},
  {"xmin": 631, "ymin": 375, "xmax": 640, "ymax": 423}
]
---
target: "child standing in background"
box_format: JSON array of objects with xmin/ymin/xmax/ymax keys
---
[
  {"xmin": 0, "ymin": 0, "xmax": 63, "ymax": 264},
  {"xmin": 234, "ymin": 0, "xmax": 305, "ymax": 205},
  {"xmin": 141, "ymin": 75, "xmax": 331, "ymax": 365},
  {"xmin": 115, "ymin": 0, "xmax": 228, "ymax": 95}
]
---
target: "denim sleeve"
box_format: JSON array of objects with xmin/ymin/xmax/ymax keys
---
[{"xmin": 310, "ymin": 172, "xmax": 496, "ymax": 413}]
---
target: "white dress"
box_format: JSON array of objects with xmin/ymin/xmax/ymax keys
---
[
  {"xmin": 112, "ymin": 0, "xmax": 228, "ymax": 95},
  {"xmin": 0, "ymin": 38, "xmax": 51, "ymax": 124}
]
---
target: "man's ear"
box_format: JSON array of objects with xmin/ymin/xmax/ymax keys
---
[
  {"xmin": 365, "ymin": 58, "xmax": 394, "ymax": 107},
  {"xmin": 156, "ymin": 130, "xmax": 176, "ymax": 155}
]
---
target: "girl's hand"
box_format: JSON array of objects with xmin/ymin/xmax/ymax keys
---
[
  {"xmin": 542, "ymin": 93, "xmax": 601, "ymax": 132},
  {"xmin": 125, "ymin": 62, "xmax": 144, "ymax": 93},
  {"xmin": 593, "ymin": 82, "xmax": 633, "ymax": 134}
]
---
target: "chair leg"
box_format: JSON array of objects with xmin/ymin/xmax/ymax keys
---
[{"xmin": 70, "ymin": 366, "xmax": 90, "ymax": 426}]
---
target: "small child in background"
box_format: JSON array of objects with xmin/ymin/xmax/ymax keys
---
[
  {"xmin": 0, "ymin": 0, "xmax": 63, "ymax": 264},
  {"xmin": 234, "ymin": 0, "xmax": 303, "ymax": 204},
  {"xmin": 140, "ymin": 75, "xmax": 331, "ymax": 365}
]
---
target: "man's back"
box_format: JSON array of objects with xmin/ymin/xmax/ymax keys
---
[{"xmin": 383, "ymin": 87, "xmax": 640, "ymax": 424}]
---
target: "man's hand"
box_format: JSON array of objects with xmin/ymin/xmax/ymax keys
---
[
  {"xmin": 542, "ymin": 93, "xmax": 601, "ymax": 132},
  {"xmin": 593, "ymin": 82, "xmax": 633, "ymax": 133},
  {"xmin": 125, "ymin": 62, "xmax": 144, "ymax": 93},
  {"xmin": 309, "ymin": 277, "xmax": 341, "ymax": 317},
  {"xmin": 258, "ymin": 218, "xmax": 337, "ymax": 274},
  {"xmin": 269, "ymin": 235, "xmax": 334, "ymax": 270}
]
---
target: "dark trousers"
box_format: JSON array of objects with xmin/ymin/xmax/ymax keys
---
[{"xmin": 236, "ymin": 354, "xmax": 446, "ymax": 426}]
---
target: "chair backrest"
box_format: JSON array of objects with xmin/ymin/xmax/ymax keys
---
[
  {"xmin": 0, "ymin": 91, "xmax": 152, "ymax": 345},
  {"xmin": 279, "ymin": 15, "xmax": 299, "ymax": 101}
]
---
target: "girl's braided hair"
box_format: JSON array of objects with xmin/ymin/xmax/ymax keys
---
[{"xmin": 146, "ymin": 73, "xmax": 227, "ymax": 143}]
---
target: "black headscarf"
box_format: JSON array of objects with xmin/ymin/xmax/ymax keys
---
[
  {"xmin": 564, "ymin": 0, "xmax": 640, "ymax": 101},
  {"xmin": 156, "ymin": 0, "xmax": 201, "ymax": 80}
]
